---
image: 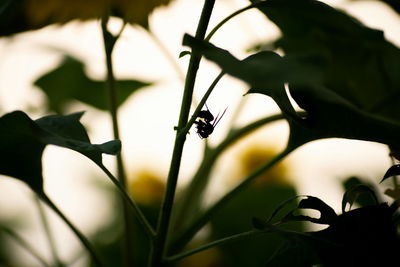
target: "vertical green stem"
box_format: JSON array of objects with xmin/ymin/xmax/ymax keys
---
[
  {"xmin": 39, "ymin": 193, "xmax": 103, "ymax": 267},
  {"xmin": 101, "ymin": 17, "xmax": 135, "ymax": 267},
  {"xmin": 148, "ymin": 1, "xmax": 216, "ymax": 266}
]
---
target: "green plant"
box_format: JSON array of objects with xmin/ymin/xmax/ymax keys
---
[{"xmin": 1, "ymin": 0, "xmax": 400, "ymax": 266}]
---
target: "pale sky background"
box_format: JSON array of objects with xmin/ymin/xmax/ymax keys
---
[{"xmin": 0, "ymin": 0, "xmax": 399, "ymax": 265}]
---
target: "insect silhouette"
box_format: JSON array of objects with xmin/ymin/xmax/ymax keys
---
[{"xmin": 194, "ymin": 105, "xmax": 227, "ymax": 139}]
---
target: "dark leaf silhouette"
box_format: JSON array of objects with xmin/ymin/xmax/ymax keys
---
[
  {"xmin": 267, "ymin": 202, "xmax": 400, "ymax": 266},
  {"xmin": 253, "ymin": 0, "xmax": 400, "ymax": 123},
  {"xmin": 183, "ymin": 35, "xmax": 400, "ymax": 151},
  {"xmin": 381, "ymin": 164, "xmax": 400, "ymax": 183},
  {"xmin": 0, "ymin": 111, "xmax": 120, "ymax": 193}
]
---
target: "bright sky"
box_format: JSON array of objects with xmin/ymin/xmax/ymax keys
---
[{"xmin": 0, "ymin": 0, "xmax": 399, "ymax": 265}]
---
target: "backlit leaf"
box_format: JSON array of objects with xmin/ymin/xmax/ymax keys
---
[{"xmin": 0, "ymin": 111, "xmax": 120, "ymax": 193}]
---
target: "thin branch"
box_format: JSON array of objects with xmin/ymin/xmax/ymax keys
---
[
  {"xmin": 34, "ymin": 195, "xmax": 63, "ymax": 267},
  {"xmin": 205, "ymin": 1, "xmax": 266, "ymax": 41},
  {"xmin": 166, "ymin": 229, "xmax": 259, "ymax": 263},
  {"xmin": 1, "ymin": 227, "xmax": 51, "ymax": 267},
  {"xmin": 179, "ymin": 71, "xmax": 225, "ymax": 138},
  {"xmin": 147, "ymin": 28, "xmax": 186, "ymax": 81},
  {"xmin": 101, "ymin": 16, "xmax": 137, "ymax": 267},
  {"xmin": 38, "ymin": 193, "xmax": 104, "ymax": 267},
  {"xmin": 99, "ymin": 164, "xmax": 156, "ymax": 237}
]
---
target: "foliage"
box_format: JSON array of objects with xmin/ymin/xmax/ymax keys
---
[{"xmin": 0, "ymin": 0, "xmax": 400, "ymax": 266}]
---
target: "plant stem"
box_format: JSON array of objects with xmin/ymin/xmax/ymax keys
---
[
  {"xmin": 148, "ymin": 1, "xmax": 216, "ymax": 266},
  {"xmin": 1, "ymin": 227, "xmax": 51, "ymax": 267},
  {"xmin": 101, "ymin": 17, "xmax": 136, "ymax": 267},
  {"xmin": 205, "ymin": 1, "xmax": 265, "ymax": 41},
  {"xmin": 179, "ymin": 71, "xmax": 225, "ymax": 138},
  {"xmin": 38, "ymin": 193, "xmax": 104, "ymax": 267},
  {"xmin": 99, "ymin": 164, "xmax": 156, "ymax": 237},
  {"xmin": 147, "ymin": 28, "xmax": 185, "ymax": 81},
  {"xmin": 166, "ymin": 229, "xmax": 260, "ymax": 263},
  {"xmin": 173, "ymin": 146, "xmax": 293, "ymax": 250},
  {"xmin": 34, "ymin": 195, "xmax": 63, "ymax": 267}
]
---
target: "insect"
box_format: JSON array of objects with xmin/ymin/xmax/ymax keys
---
[{"xmin": 194, "ymin": 105, "xmax": 227, "ymax": 139}]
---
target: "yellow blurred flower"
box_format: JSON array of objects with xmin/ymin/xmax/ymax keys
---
[
  {"xmin": 176, "ymin": 245, "xmax": 223, "ymax": 267},
  {"xmin": 234, "ymin": 143, "xmax": 289, "ymax": 186},
  {"xmin": 128, "ymin": 169, "xmax": 165, "ymax": 205}
]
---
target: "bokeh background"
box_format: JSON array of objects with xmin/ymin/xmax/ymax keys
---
[{"xmin": 0, "ymin": 0, "xmax": 399, "ymax": 266}]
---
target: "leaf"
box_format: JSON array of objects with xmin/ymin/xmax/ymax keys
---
[
  {"xmin": 183, "ymin": 35, "xmax": 400, "ymax": 152},
  {"xmin": 34, "ymin": 56, "xmax": 151, "ymax": 113},
  {"xmin": 285, "ymin": 85, "xmax": 400, "ymax": 150},
  {"xmin": 179, "ymin": 50, "xmax": 191, "ymax": 58},
  {"xmin": 183, "ymin": 34, "xmax": 321, "ymax": 120},
  {"xmin": 283, "ymin": 196, "xmax": 336, "ymax": 224},
  {"xmin": 266, "ymin": 195, "xmax": 305, "ymax": 223},
  {"xmin": 381, "ymin": 164, "xmax": 400, "ymax": 183},
  {"xmin": 0, "ymin": 110, "xmax": 120, "ymax": 193},
  {"xmin": 341, "ymin": 184, "xmax": 378, "ymax": 213}
]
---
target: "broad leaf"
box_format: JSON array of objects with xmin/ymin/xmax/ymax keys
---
[
  {"xmin": 34, "ymin": 56, "xmax": 151, "ymax": 113},
  {"xmin": 0, "ymin": 111, "xmax": 120, "ymax": 193},
  {"xmin": 183, "ymin": 34, "xmax": 321, "ymax": 120}
]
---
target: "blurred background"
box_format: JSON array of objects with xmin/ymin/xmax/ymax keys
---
[{"xmin": 0, "ymin": 0, "xmax": 399, "ymax": 266}]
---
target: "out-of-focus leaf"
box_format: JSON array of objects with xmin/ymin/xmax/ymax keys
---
[
  {"xmin": 0, "ymin": 110, "xmax": 120, "ymax": 193},
  {"xmin": 0, "ymin": 0, "xmax": 172, "ymax": 36},
  {"xmin": 34, "ymin": 56, "xmax": 151, "ymax": 113},
  {"xmin": 381, "ymin": 164, "xmax": 400, "ymax": 183},
  {"xmin": 342, "ymin": 184, "xmax": 378, "ymax": 212}
]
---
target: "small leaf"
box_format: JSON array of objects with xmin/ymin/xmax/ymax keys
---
[
  {"xmin": 179, "ymin": 50, "xmax": 191, "ymax": 58},
  {"xmin": 381, "ymin": 164, "xmax": 400, "ymax": 183},
  {"xmin": 283, "ymin": 196, "xmax": 336, "ymax": 224},
  {"xmin": 34, "ymin": 56, "xmax": 151, "ymax": 113},
  {"xmin": 267, "ymin": 195, "xmax": 305, "ymax": 223},
  {"xmin": 0, "ymin": 110, "xmax": 120, "ymax": 193},
  {"xmin": 341, "ymin": 184, "xmax": 378, "ymax": 213}
]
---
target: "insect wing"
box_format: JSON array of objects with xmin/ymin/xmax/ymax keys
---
[{"xmin": 212, "ymin": 107, "xmax": 227, "ymax": 128}]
